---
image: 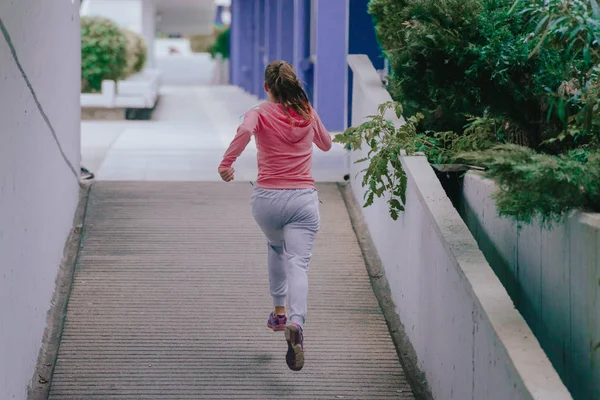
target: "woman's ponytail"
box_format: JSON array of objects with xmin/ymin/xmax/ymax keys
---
[{"xmin": 264, "ymin": 60, "xmax": 313, "ymax": 121}]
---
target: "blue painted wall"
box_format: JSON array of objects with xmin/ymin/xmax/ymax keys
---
[
  {"xmin": 293, "ymin": 0, "xmax": 313, "ymax": 104},
  {"xmin": 313, "ymin": 0, "xmax": 348, "ymax": 131},
  {"xmin": 230, "ymin": 0, "xmax": 359, "ymax": 131},
  {"xmin": 279, "ymin": 0, "xmax": 294, "ymax": 65},
  {"xmin": 253, "ymin": 0, "xmax": 265, "ymax": 97}
]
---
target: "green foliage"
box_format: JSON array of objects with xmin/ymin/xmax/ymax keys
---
[
  {"xmin": 81, "ymin": 17, "xmax": 128, "ymax": 93},
  {"xmin": 409, "ymin": 113, "xmax": 505, "ymax": 164},
  {"xmin": 122, "ymin": 28, "xmax": 148, "ymax": 76},
  {"xmin": 458, "ymin": 145, "xmax": 600, "ymax": 225},
  {"xmin": 354, "ymin": 0, "xmax": 600, "ymax": 223},
  {"xmin": 133, "ymin": 43, "xmax": 147, "ymax": 73},
  {"xmin": 337, "ymin": 100, "xmax": 600, "ymax": 224},
  {"xmin": 368, "ymin": 0, "xmax": 549, "ymax": 144},
  {"xmin": 334, "ymin": 102, "xmax": 497, "ymax": 219},
  {"xmin": 209, "ymin": 26, "xmax": 230, "ymax": 60},
  {"xmin": 518, "ymin": 0, "xmax": 600, "ymax": 149},
  {"xmin": 334, "ymin": 102, "xmax": 413, "ymax": 220},
  {"xmin": 368, "ymin": 0, "xmax": 600, "ymax": 149}
]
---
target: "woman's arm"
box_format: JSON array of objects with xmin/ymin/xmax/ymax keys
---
[
  {"xmin": 219, "ymin": 110, "xmax": 260, "ymax": 169},
  {"xmin": 312, "ymin": 112, "xmax": 332, "ymax": 152}
]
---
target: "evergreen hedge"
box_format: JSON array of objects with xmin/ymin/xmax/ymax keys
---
[
  {"xmin": 335, "ymin": 0, "xmax": 600, "ymax": 224},
  {"xmin": 81, "ymin": 17, "xmax": 147, "ymax": 93}
]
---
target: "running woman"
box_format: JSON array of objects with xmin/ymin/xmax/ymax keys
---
[{"xmin": 218, "ymin": 60, "xmax": 332, "ymax": 371}]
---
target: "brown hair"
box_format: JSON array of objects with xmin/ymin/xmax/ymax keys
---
[{"xmin": 264, "ymin": 60, "xmax": 313, "ymax": 121}]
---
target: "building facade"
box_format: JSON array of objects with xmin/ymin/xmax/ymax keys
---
[{"xmin": 229, "ymin": 0, "xmax": 383, "ymax": 132}]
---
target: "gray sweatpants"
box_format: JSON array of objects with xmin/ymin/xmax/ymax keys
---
[{"xmin": 251, "ymin": 188, "xmax": 320, "ymax": 327}]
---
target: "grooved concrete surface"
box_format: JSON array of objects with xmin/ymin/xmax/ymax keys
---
[{"xmin": 49, "ymin": 182, "xmax": 414, "ymax": 399}]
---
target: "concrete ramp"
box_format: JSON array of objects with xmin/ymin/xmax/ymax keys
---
[{"xmin": 48, "ymin": 182, "xmax": 414, "ymax": 399}]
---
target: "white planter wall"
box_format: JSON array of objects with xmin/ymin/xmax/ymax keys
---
[
  {"xmin": 81, "ymin": 68, "xmax": 161, "ymax": 109},
  {"xmin": 346, "ymin": 55, "xmax": 571, "ymax": 400},
  {"xmin": 460, "ymin": 172, "xmax": 600, "ymax": 400},
  {"xmin": 211, "ymin": 54, "xmax": 230, "ymax": 85}
]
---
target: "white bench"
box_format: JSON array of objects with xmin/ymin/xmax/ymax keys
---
[{"xmin": 81, "ymin": 68, "xmax": 161, "ymax": 109}]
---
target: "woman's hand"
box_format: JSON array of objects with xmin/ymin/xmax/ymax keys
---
[{"xmin": 218, "ymin": 167, "xmax": 235, "ymax": 182}]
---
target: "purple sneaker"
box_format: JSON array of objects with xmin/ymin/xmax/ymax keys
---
[
  {"xmin": 285, "ymin": 323, "xmax": 304, "ymax": 371},
  {"xmin": 267, "ymin": 312, "xmax": 287, "ymax": 332}
]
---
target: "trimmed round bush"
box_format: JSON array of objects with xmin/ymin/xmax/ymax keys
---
[
  {"xmin": 122, "ymin": 28, "xmax": 148, "ymax": 76},
  {"xmin": 81, "ymin": 16, "xmax": 128, "ymax": 93},
  {"xmin": 132, "ymin": 38, "xmax": 147, "ymax": 73}
]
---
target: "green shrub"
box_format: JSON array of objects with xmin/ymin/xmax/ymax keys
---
[
  {"xmin": 122, "ymin": 28, "xmax": 147, "ymax": 76},
  {"xmin": 342, "ymin": 0, "xmax": 600, "ymax": 223},
  {"xmin": 369, "ymin": 0, "xmax": 540, "ymax": 143},
  {"xmin": 81, "ymin": 16, "xmax": 129, "ymax": 93},
  {"xmin": 459, "ymin": 145, "xmax": 600, "ymax": 225},
  {"xmin": 133, "ymin": 41, "xmax": 147, "ymax": 73},
  {"xmin": 520, "ymin": 0, "xmax": 600, "ymax": 150},
  {"xmin": 334, "ymin": 102, "xmax": 499, "ymax": 220},
  {"xmin": 335, "ymin": 99, "xmax": 600, "ymax": 224},
  {"xmin": 209, "ymin": 26, "xmax": 230, "ymax": 60},
  {"xmin": 368, "ymin": 0, "xmax": 600, "ymax": 149}
]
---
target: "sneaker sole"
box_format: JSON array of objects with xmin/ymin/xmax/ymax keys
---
[
  {"xmin": 267, "ymin": 322, "xmax": 286, "ymax": 332},
  {"xmin": 285, "ymin": 325, "xmax": 304, "ymax": 371}
]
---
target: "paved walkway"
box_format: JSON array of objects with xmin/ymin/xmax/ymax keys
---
[
  {"xmin": 81, "ymin": 86, "xmax": 348, "ymax": 182},
  {"xmin": 49, "ymin": 182, "xmax": 414, "ymax": 399}
]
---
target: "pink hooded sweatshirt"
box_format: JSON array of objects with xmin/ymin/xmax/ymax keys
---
[{"xmin": 219, "ymin": 102, "xmax": 333, "ymax": 189}]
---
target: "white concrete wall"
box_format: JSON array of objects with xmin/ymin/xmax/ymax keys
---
[
  {"xmin": 0, "ymin": 1, "xmax": 81, "ymax": 398},
  {"xmin": 460, "ymin": 172, "xmax": 600, "ymax": 400},
  {"xmin": 347, "ymin": 55, "xmax": 571, "ymax": 400}
]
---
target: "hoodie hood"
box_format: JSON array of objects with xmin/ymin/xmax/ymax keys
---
[{"xmin": 252, "ymin": 102, "xmax": 313, "ymax": 144}]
